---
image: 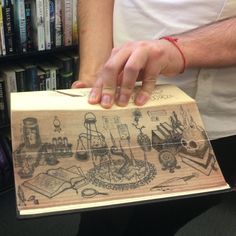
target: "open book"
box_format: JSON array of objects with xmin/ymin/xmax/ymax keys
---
[
  {"xmin": 23, "ymin": 166, "xmax": 87, "ymax": 198},
  {"xmin": 11, "ymin": 84, "xmax": 230, "ymax": 217}
]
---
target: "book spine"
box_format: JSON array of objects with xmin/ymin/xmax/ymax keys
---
[
  {"xmin": 15, "ymin": 70, "xmax": 26, "ymax": 92},
  {"xmin": 25, "ymin": 65, "xmax": 39, "ymax": 91},
  {"xmin": 2, "ymin": 0, "xmax": 16, "ymax": 54},
  {"xmin": 44, "ymin": 0, "xmax": 51, "ymax": 50},
  {"xmin": 50, "ymin": 67, "xmax": 57, "ymax": 90},
  {"xmin": 14, "ymin": 0, "xmax": 27, "ymax": 53},
  {"xmin": 72, "ymin": 0, "xmax": 78, "ymax": 45},
  {"xmin": 55, "ymin": 0, "xmax": 62, "ymax": 47},
  {"xmin": 45, "ymin": 69, "xmax": 51, "ymax": 90},
  {"xmin": 24, "ymin": 0, "xmax": 34, "ymax": 51},
  {"xmin": 49, "ymin": 0, "xmax": 55, "ymax": 48},
  {"xmin": 58, "ymin": 57, "xmax": 73, "ymax": 89},
  {"xmin": 31, "ymin": 0, "xmax": 45, "ymax": 51},
  {"xmin": 37, "ymin": 71, "xmax": 46, "ymax": 91},
  {"xmin": 0, "ymin": 69, "xmax": 16, "ymax": 116},
  {"xmin": 61, "ymin": 0, "xmax": 72, "ymax": 46},
  {"xmin": 0, "ymin": 0, "xmax": 6, "ymax": 55},
  {"xmin": 0, "ymin": 79, "xmax": 8, "ymax": 126}
]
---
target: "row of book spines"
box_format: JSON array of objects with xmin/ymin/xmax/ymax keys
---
[
  {"xmin": 14, "ymin": 63, "xmax": 75, "ymax": 92},
  {"xmin": 1, "ymin": 54, "xmax": 79, "ymax": 92},
  {"xmin": 0, "ymin": 135, "xmax": 14, "ymax": 191},
  {"xmin": 0, "ymin": 0, "xmax": 78, "ymax": 56}
]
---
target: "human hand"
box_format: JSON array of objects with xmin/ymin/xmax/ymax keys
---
[
  {"xmin": 71, "ymin": 73, "xmax": 99, "ymax": 89},
  {"xmin": 88, "ymin": 39, "xmax": 185, "ymax": 108}
]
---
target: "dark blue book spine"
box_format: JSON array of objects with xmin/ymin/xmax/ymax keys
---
[
  {"xmin": 2, "ymin": 0, "xmax": 16, "ymax": 54},
  {"xmin": 50, "ymin": 0, "xmax": 55, "ymax": 48},
  {"xmin": 24, "ymin": 0, "xmax": 34, "ymax": 51},
  {"xmin": 15, "ymin": 70, "xmax": 26, "ymax": 92},
  {"xmin": 25, "ymin": 65, "xmax": 39, "ymax": 91}
]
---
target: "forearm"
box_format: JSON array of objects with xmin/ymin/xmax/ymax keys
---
[
  {"xmin": 78, "ymin": 0, "xmax": 114, "ymax": 79},
  {"xmin": 177, "ymin": 17, "xmax": 236, "ymax": 68}
]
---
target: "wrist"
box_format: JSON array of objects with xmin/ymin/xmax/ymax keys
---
[{"xmin": 160, "ymin": 36, "xmax": 187, "ymax": 74}]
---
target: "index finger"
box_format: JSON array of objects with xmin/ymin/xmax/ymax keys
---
[{"xmin": 89, "ymin": 48, "xmax": 132, "ymax": 108}]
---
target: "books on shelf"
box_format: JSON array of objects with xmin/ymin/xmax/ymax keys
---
[
  {"xmin": 0, "ymin": 0, "xmax": 77, "ymax": 56},
  {"xmin": 10, "ymin": 84, "xmax": 230, "ymax": 217}
]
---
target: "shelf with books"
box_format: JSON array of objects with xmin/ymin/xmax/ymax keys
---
[{"xmin": 0, "ymin": 45, "xmax": 78, "ymax": 62}]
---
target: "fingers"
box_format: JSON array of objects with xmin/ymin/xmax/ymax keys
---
[
  {"xmin": 116, "ymin": 48, "xmax": 148, "ymax": 106},
  {"xmin": 135, "ymin": 76, "xmax": 157, "ymax": 106},
  {"xmin": 88, "ymin": 41, "xmax": 162, "ymax": 108},
  {"xmin": 89, "ymin": 47, "xmax": 132, "ymax": 108},
  {"xmin": 71, "ymin": 81, "xmax": 88, "ymax": 88}
]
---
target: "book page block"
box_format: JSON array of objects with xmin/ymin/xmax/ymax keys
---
[{"xmin": 11, "ymin": 85, "xmax": 229, "ymax": 216}]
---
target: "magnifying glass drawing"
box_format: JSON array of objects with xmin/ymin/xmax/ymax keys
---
[{"xmin": 81, "ymin": 188, "xmax": 109, "ymax": 198}]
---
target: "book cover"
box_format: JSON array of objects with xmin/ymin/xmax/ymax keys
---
[
  {"xmin": 2, "ymin": 0, "xmax": 16, "ymax": 54},
  {"xmin": 31, "ymin": 0, "xmax": 45, "ymax": 51},
  {"xmin": 13, "ymin": 0, "xmax": 27, "ymax": 53},
  {"xmin": 10, "ymin": 85, "xmax": 230, "ymax": 217}
]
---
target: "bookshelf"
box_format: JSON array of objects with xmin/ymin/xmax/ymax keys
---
[
  {"xmin": 0, "ymin": 45, "xmax": 78, "ymax": 62},
  {"xmin": 0, "ymin": 0, "xmax": 79, "ymax": 194}
]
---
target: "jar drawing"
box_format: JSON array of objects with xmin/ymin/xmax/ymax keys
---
[{"xmin": 23, "ymin": 118, "xmax": 41, "ymax": 148}]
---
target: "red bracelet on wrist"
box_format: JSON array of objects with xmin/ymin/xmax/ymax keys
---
[{"xmin": 161, "ymin": 36, "xmax": 186, "ymax": 74}]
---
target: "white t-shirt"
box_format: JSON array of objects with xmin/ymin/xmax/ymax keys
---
[{"xmin": 113, "ymin": 0, "xmax": 236, "ymax": 140}]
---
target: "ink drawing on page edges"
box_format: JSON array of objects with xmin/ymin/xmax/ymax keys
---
[{"xmin": 11, "ymin": 84, "xmax": 230, "ymax": 217}]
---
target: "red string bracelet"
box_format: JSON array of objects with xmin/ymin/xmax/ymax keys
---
[{"xmin": 161, "ymin": 36, "xmax": 186, "ymax": 74}]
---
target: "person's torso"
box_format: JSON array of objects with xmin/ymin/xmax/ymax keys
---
[{"xmin": 113, "ymin": 0, "xmax": 236, "ymax": 139}]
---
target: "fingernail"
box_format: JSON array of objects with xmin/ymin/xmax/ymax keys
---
[
  {"xmin": 101, "ymin": 95, "xmax": 112, "ymax": 107},
  {"xmin": 71, "ymin": 81, "xmax": 79, "ymax": 88},
  {"xmin": 89, "ymin": 91, "xmax": 98, "ymax": 103},
  {"xmin": 118, "ymin": 94, "xmax": 128, "ymax": 105},
  {"xmin": 136, "ymin": 94, "xmax": 149, "ymax": 105}
]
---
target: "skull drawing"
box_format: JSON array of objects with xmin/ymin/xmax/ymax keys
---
[{"xmin": 181, "ymin": 116, "xmax": 208, "ymax": 156}]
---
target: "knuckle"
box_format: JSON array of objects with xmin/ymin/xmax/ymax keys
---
[
  {"xmin": 111, "ymin": 47, "xmax": 119, "ymax": 54},
  {"xmin": 124, "ymin": 63, "xmax": 139, "ymax": 74},
  {"xmin": 120, "ymin": 86, "xmax": 134, "ymax": 96},
  {"xmin": 103, "ymin": 61, "xmax": 116, "ymax": 74}
]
